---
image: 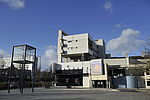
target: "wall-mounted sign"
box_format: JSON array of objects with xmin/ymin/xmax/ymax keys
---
[{"xmin": 91, "ymin": 61, "xmax": 103, "ymax": 75}]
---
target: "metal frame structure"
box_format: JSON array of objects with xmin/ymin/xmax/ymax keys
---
[{"xmin": 8, "ymin": 45, "xmax": 36, "ymax": 94}]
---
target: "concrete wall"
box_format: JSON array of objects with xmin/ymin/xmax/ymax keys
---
[
  {"xmin": 104, "ymin": 58, "xmax": 127, "ymax": 67},
  {"xmin": 63, "ymin": 33, "xmax": 89, "ymax": 54},
  {"xmin": 83, "ymin": 76, "xmax": 90, "ymax": 87},
  {"xmin": 59, "ymin": 61, "xmax": 91, "ymax": 73},
  {"xmin": 57, "ymin": 30, "xmax": 106, "ymax": 63},
  {"xmin": 91, "ymin": 75, "xmax": 107, "ymax": 80},
  {"xmin": 95, "ymin": 39, "xmax": 106, "ymax": 58}
]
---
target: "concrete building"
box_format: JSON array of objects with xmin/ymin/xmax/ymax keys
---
[
  {"xmin": 54, "ymin": 30, "xmax": 150, "ymax": 88},
  {"xmin": 57, "ymin": 30, "xmax": 106, "ymax": 63}
]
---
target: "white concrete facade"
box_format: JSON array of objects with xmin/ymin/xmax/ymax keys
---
[
  {"xmin": 56, "ymin": 30, "xmax": 150, "ymax": 88},
  {"xmin": 57, "ymin": 30, "xmax": 106, "ymax": 63}
]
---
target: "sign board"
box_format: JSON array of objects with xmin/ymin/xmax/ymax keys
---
[{"xmin": 91, "ymin": 61, "xmax": 103, "ymax": 75}]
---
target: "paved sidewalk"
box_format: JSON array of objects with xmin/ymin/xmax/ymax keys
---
[
  {"xmin": 0, "ymin": 87, "xmax": 150, "ymax": 100},
  {"xmin": 45, "ymin": 87, "xmax": 119, "ymax": 92},
  {"xmin": 0, "ymin": 88, "xmax": 150, "ymax": 100},
  {"xmin": 117, "ymin": 88, "xmax": 150, "ymax": 94},
  {"xmin": 136, "ymin": 88, "xmax": 150, "ymax": 94}
]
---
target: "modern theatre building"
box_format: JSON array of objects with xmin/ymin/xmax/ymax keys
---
[{"xmin": 53, "ymin": 30, "xmax": 150, "ymax": 89}]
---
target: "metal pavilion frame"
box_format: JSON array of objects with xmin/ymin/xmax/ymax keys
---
[{"xmin": 8, "ymin": 44, "xmax": 36, "ymax": 94}]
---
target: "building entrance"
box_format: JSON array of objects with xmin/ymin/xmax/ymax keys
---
[
  {"xmin": 56, "ymin": 69, "xmax": 83, "ymax": 86},
  {"xmin": 92, "ymin": 80, "xmax": 106, "ymax": 88}
]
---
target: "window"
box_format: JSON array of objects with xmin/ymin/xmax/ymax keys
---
[
  {"xmin": 63, "ymin": 51, "xmax": 67, "ymax": 54},
  {"xmin": 76, "ymin": 47, "xmax": 77, "ymax": 49},
  {"xmin": 146, "ymin": 71, "xmax": 150, "ymax": 75},
  {"xmin": 68, "ymin": 41, "xmax": 72, "ymax": 43},
  {"xmin": 76, "ymin": 40, "xmax": 78, "ymax": 42},
  {"xmin": 68, "ymin": 47, "xmax": 74, "ymax": 49},
  {"xmin": 63, "ymin": 44, "xmax": 67, "ymax": 47},
  {"xmin": 147, "ymin": 81, "xmax": 150, "ymax": 86}
]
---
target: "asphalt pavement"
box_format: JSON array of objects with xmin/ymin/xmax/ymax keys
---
[{"xmin": 0, "ymin": 87, "xmax": 150, "ymax": 100}]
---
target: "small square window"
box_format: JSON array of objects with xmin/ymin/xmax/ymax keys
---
[{"xmin": 147, "ymin": 81, "xmax": 150, "ymax": 86}]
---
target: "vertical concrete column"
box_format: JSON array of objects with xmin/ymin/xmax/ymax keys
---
[
  {"xmin": 104, "ymin": 64, "xmax": 108, "ymax": 75},
  {"xmin": 104, "ymin": 64, "xmax": 109, "ymax": 88},
  {"xmin": 144, "ymin": 71, "xmax": 147, "ymax": 88},
  {"xmin": 58, "ymin": 30, "xmax": 63, "ymax": 63},
  {"xmin": 126, "ymin": 57, "xmax": 130, "ymax": 65}
]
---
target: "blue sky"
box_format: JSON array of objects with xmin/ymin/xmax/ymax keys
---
[{"xmin": 0, "ymin": 0, "xmax": 150, "ymax": 68}]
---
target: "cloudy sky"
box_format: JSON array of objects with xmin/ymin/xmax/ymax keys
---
[{"xmin": 0, "ymin": 0, "xmax": 150, "ymax": 69}]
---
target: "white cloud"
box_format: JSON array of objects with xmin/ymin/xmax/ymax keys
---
[
  {"xmin": 0, "ymin": 49, "xmax": 9, "ymax": 58},
  {"xmin": 103, "ymin": 0, "xmax": 113, "ymax": 12},
  {"xmin": 0, "ymin": 0, "xmax": 25, "ymax": 9},
  {"xmin": 107, "ymin": 28, "xmax": 145, "ymax": 56},
  {"xmin": 41, "ymin": 45, "xmax": 57, "ymax": 70}
]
